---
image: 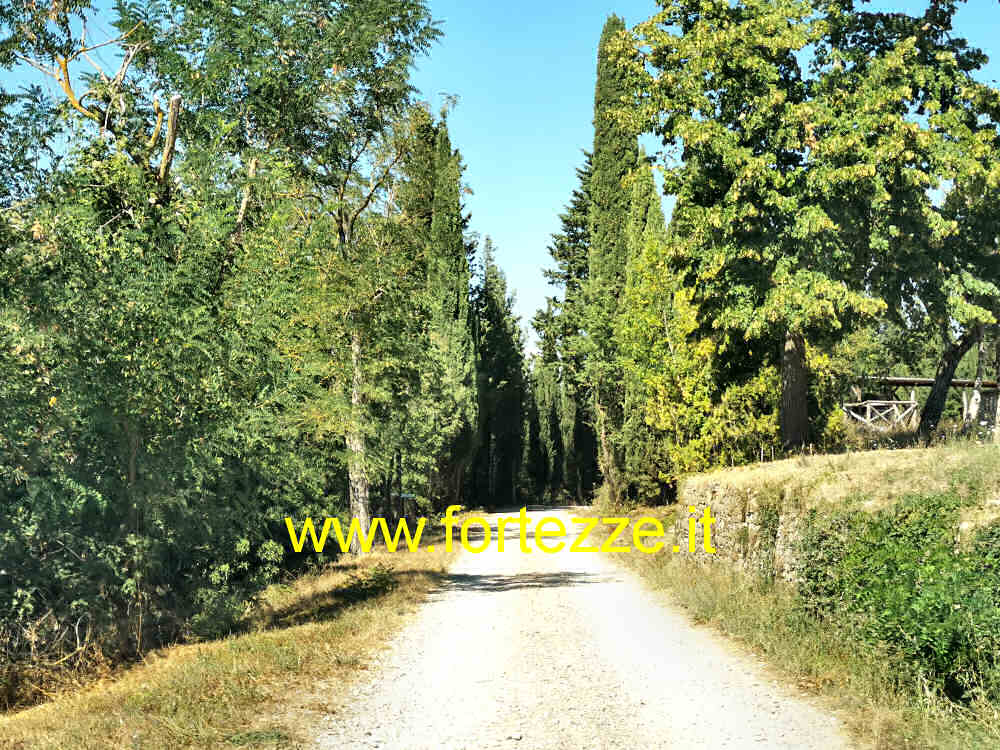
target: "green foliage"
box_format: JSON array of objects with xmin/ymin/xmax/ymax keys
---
[
  {"xmin": 0, "ymin": 86, "xmax": 62, "ymax": 207},
  {"xmin": 755, "ymin": 501, "xmax": 781, "ymax": 586},
  {"xmin": 572, "ymin": 0, "xmax": 1000, "ymax": 485},
  {"xmin": 470, "ymin": 240, "xmax": 525, "ymax": 509},
  {"xmin": 797, "ymin": 495, "xmax": 1000, "ymax": 702},
  {"xmin": 424, "ymin": 119, "xmax": 478, "ymax": 508},
  {"xmin": 0, "ymin": 0, "xmax": 521, "ymax": 707},
  {"xmin": 586, "ymin": 15, "xmax": 636, "ymax": 301},
  {"xmin": 526, "ymin": 360, "xmax": 565, "ymax": 501},
  {"xmin": 532, "ymin": 155, "xmax": 599, "ymax": 503},
  {"xmin": 817, "ymin": 409, "xmax": 849, "ymax": 452},
  {"xmin": 620, "ymin": 156, "xmax": 673, "ymax": 502},
  {"xmin": 581, "ymin": 15, "xmax": 639, "ymax": 503},
  {"xmin": 0, "ymin": 130, "xmax": 343, "ymax": 667}
]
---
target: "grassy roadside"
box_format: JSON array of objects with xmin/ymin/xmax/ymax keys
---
[
  {"xmin": 616, "ymin": 545, "xmax": 999, "ymax": 749},
  {"xmin": 595, "ymin": 444, "xmax": 1000, "ymax": 750},
  {"xmin": 0, "ymin": 537, "xmax": 458, "ymax": 750}
]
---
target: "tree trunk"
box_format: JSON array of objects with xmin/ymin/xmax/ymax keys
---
[
  {"xmin": 919, "ymin": 327, "xmax": 979, "ymax": 441},
  {"xmin": 780, "ymin": 331, "xmax": 809, "ymax": 449},
  {"xmin": 347, "ymin": 331, "xmax": 371, "ymax": 554},
  {"xmin": 381, "ymin": 473, "xmax": 391, "ymax": 521},
  {"xmin": 593, "ymin": 397, "xmax": 620, "ymax": 504},
  {"xmin": 964, "ymin": 326, "xmax": 985, "ymax": 431},
  {"xmin": 157, "ymin": 95, "xmax": 182, "ymax": 184},
  {"xmin": 994, "ymin": 331, "xmax": 1000, "ymax": 444},
  {"xmin": 393, "ymin": 450, "xmax": 403, "ymax": 523}
]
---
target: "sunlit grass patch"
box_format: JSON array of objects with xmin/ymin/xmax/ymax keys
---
[
  {"xmin": 683, "ymin": 441, "xmax": 1000, "ymax": 514},
  {"xmin": 0, "ymin": 542, "xmax": 456, "ymax": 750},
  {"xmin": 618, "ymin": 552, "xmax": 1000, "ymax": 750},
  {"xmin": 602, "ymin": 443, "xmax": 1000, "ymax": 750}
]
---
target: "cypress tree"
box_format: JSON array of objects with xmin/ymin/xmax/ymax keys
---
[
  {"xmin": 522, "ymin": 381, "xmax": 548, "ymax": 499},
  {"xmin": 426, "ymin": 119, "xmax": 478, "ymax": 507},
  {"xmin": 529, "ymin": 349, "xmax": 567, "ymax": 502},
  {"xmin": 536, "ymin": 154, "xmax": 600, "ymax": 503},
  {"xmin": 399, "ymin": 104, "xmax": 440, "ymax": 230},
  {"xmin": 545, "ymin": 155, "xmax": 593, "ymax": 305},
  {"xmin": 471, "ymin": 239, "xmax": 525, "ymax": 509},
  {"xmin": 620, "ymin": 156, "xmax": 671, "ymax": 502},
  {"xmin": 588, "ymin": 16, "xmax": 636, "ymax": 290},
  {"xmin": 583, "ymin": 14, "xmax": 638, "ymax": 503}
]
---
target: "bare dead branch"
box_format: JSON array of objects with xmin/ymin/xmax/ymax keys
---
[
  {"xmin": 13, "ymin": 53, "xmax": 58, "ymax": 79},
  {"xmin": 147, "ymin": 96, "xmax": 164, "ymax": 148},
  {"xmin": 234, "ymin": 157, "xmax": 259, "ymax": 230},
  {"xmin": 66, "ymin": 22, "xmax": 143, "ymax": 63},
  {"xmin": 157, "ymin": 95, "xmax": 182, "ymax": 182},
  {"xmin": 78, "ymin": 20, "xmax": 109, "ymax": 82},
  {"xmin": 81, "ymin": 51, "xmax": 109, "ymax": 82},
  {"xmin": 347, "ymin": 142, "xmax": 406, "ymax": 238},
  {"xmin": 113, "ymin": 43, "xmax": 145, "ymax": 90}
]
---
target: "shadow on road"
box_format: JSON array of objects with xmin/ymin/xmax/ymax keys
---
[{"xmin": 441, "ymin": 571, "xmax": 601, "ymax": 592}]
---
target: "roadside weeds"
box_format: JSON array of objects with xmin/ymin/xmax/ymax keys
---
[
  {"xmin": 0, "ymin": 540, "xmax": 457, "ymax": 750},
  {"xmin": 618, "ymin": 544, "xmax": 999, "ymax": 750}
]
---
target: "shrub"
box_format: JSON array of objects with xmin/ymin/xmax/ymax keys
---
[{"xmin": 796, "ymin": 494, "xmax": 1000, "ymax": 702}]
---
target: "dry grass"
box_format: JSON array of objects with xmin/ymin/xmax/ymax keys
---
[
  {"xmin": 613, "ymin": 552, "xmax": 1000, "ymax": 750},
  {"xmin": 596, "ymin": 442, "xmax": 1000, "ymax": 749},
  {"xmin": 0, "ymin": 539, "xmax": 457, "ymax": 750},
  {"xmin": 682, "ymin": 441, "xmax": 1000, "ymax": 514}
]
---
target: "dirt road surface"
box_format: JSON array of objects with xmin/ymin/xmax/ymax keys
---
[{"xmin": 314, "ymin": 509, "xmax": 850, "ymax": 749}]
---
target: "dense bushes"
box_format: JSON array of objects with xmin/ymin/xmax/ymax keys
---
[
  {"xmin": 1, "ymin": 0, "xmax": 528, "ymax": 711},
  {"xmin": 797, "ymin": 495, "xmax": 1000, "ymax": 702},
  {"xmin": 0, "ymin": 147, "xmax": 341, "ymax": 706}
]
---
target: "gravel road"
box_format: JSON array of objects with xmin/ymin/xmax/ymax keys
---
[{"xmin": 314, "ymin": 509, "xmax": 850, "ymax": 749}]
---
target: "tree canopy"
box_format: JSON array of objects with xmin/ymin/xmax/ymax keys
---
[{"xmin": 0, "ymin": 0, "xmax": 526, "ymax": 707}]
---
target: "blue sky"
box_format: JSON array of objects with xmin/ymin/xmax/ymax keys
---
[
  {"xmin": 409, "ymin": 0, "xmax": 664, "ymax": 345},
  {"xmin": 410, "ymin": 1, "xmax": 1000, "ymax": 348}
]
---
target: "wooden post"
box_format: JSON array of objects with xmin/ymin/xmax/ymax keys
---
[
  {"xmin": 967, "ymin": 325, "xmax": 986, "ymax": 430},
  {"xmin": 994, "ymin": 330, "xmax": 1000, "ymax": 444}
]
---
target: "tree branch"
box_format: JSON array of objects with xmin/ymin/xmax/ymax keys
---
[
  {"xmin": 147, "ymin": 97, "xmax": 164, "ymax": 149},
  {"xmin": 347, "ymin": 142, "xmax": 405, "ymax": 239},
  {"xmin": 234, "ymin": 157, "xmax": 259, "ymax": 230},
  {"xmin": 67, "ymin": 23, "xmax": 143, "ymax": 63},
  {"xmin": 13, "ymin": 53, "xmax": 57, "ymax": 78},
  {"xmin": 157, "ymin": 95, "xmax": 182, "ymax": 183},
  {"xmin": 56, "ymin": 56, "xmax": 99, "ymax": 121}
]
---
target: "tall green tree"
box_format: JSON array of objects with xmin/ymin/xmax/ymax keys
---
[
  {"xmin": 135, "ymin": 0, "xmax": 439, "ymax": 549},
  {"xmin": 582, "ymin": 15, "xmax": 638, "ymax": 502},
  {"xmin": 521, "ymin": 373, "xmax": 548, "ymax": 500},
  {"xmin": 425, "ymin": 119, "xmax": 478, "ymax": 507},
  {"xmin": 614, "ymin": 0, "xmax": 1000, "ymax": 469},
  {"xmin": 470, "ymin": 239, "xmax": 525, "ymax": 509},
  {"xmin": 618, "ymin": 154, "xmax": 671, "ymax": 502},
  {"xmin": 0, "ymin": 0, "xmax": 460, "ymax": 690},
  {"xmin": 617, "ymin": 0, "xmax": 882, "ymax": 451},
  {"xmin": 534, "ymin": 155, "xmax": 599, "ymax": 503},
  {"xmin": 528, "ymin": 352, "xmax": 566, "ymax": 501}
]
